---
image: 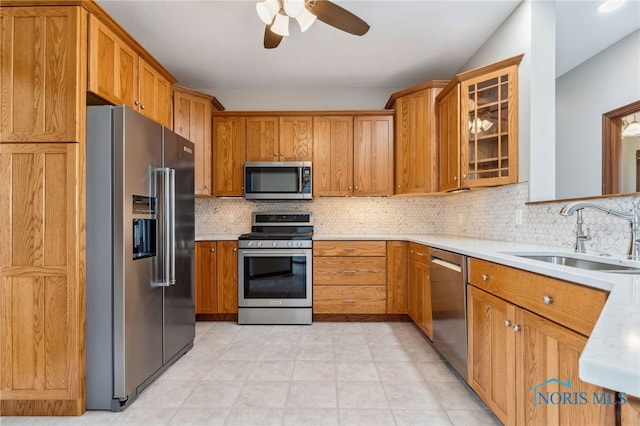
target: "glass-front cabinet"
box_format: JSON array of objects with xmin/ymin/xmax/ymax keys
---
[
  {"xmin": 436, "ymin": 55, "xmax": 522, "ymax": 192},
  {"xmin": 461, "ymin": 65, "xmax": 518, "ymax": 187}
]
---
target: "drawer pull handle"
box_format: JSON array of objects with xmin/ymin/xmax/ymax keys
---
[
  {"xmin": 543, "ymin": 295, "xmax": 553, "ymax": 304},
  {"xmin": 344, "ymin": 299, "xmax": 357, "ymax": 303},
  {"xmin": 513, "ymin": 325, "xmax": 521, "ymax": 332},
  {"xmin": 481, "ymin": 274, "xmax": 489, "ymax": 281},
  {"xmin": 343, "ymin": 247, "xmax": 356, "ymax": 252},
  {"xmin": 416, "ymin": 252, "xmax": 425, "ymax": 257},
  {"xmin": 504, "ymin": 320, "xmax": 511, "ymax": 327},
  {"xmin": 343, "ymin": 269, "xmax": 357, "ymax": 274}
]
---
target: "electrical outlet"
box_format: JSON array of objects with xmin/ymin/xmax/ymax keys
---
[{"xmin": 515, "ymin": 209, "xmax": 523, "ymax": 226}]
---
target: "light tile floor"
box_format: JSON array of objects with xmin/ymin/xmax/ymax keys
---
[{"xmin": 1, "ymin": 321, "xmax": 500, "ymax": 426}]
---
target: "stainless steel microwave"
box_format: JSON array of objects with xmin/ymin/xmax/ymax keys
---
[{"xmin": 244, "ymin": 161, "xmax": 312, "ymax": 200}]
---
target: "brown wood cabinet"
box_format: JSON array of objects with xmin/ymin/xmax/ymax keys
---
[
  {"xmin": 213, "ymin": 116, "xmax": 246, "ymax": 196},
  {"xmin": 313, "ymin": 114, "xmax": 394, "ymax": 197},
  {"xmin": 173, "ymin": 86, "xmax": 224, "ymax": 197},
  {"xmin": 1, "ymin": 6, "xmax": 87, "ymax": 144},
  {"xmin": 313, "ymin": 241, "xmax": 387, "ymax": 314},
  {"xmin": 0, "ymin": 143, "xmax": 85, "ymax": 415},
  {"xmin": 386, "ymin": 241, "xmax": 408, "ymax": 314},
  {"xmin": 437, "ymin": 55, "xmax": 522, "ymax": 191},
  {"xmin": 88, "ymin": 14, "xmax": 174, "ymax": 128},
  {"xmin": 246, "ymin": 116, "xmax": 313, "ymax": 161},
  {"xmin": 467, "ymin": 258, "xmax": 614, "ymax": 425},
  {"xmin": 408, "ymin": 243, "xmax": 432, "ymax": 339},
  {"xmin": 195, "ymin": 241, "xmax": 238, "ymax": 314},
  {"xmin": 389, "ymin": 82, "xmax": 446, "ymax": 194},
  {"xmin": 622, "ymin": 396, "xmax": 640, "ymax": 425}
]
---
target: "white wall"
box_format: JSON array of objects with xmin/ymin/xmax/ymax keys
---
[
  {"xmin": 459, "ymin": 0, "xmax": 557, "ymax": 202},
  {"xmin": 555, "ymin": 30, "xmax": 640, "ymax": 200},
  {"xmin": 210, "ymin": 87, "xmax": 401, "ymax": 110}
]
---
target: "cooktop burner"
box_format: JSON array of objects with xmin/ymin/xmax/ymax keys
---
[{"xmin": 238, "ymin": 212, "xmax": 313, "ymax": 249}]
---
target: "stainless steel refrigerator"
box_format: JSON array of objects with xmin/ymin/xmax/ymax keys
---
[{"xmin": 85, "ymin": 105, "xmax": 195, "ymax": 411}]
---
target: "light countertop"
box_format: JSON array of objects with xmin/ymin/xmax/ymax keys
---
[{"xmin": 197, "ymin": 232, "xmax": 640, "ymax": 397}]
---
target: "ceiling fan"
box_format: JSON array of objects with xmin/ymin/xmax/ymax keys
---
[{"xmin": 256, "ymin": 0, "xmax": 370, "ymax": 49}]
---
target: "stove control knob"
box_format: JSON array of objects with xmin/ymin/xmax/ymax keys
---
[
  {"xmin": 298, "ymin": 241, "xmax": 304, "ymax": 247},
  {"xmin": 247, "ymin": 241, "xmax": 254, "ymax": 247},
  {"xmin": 257, "ymin": 241, "xmax": 263, "ymax": 247},
  {"xmin": 287, "ymin": 241, "xmax": 293, "ymax": 247},
  {"xmin": 272, "ymin": 241, "xmax": 278, "ymax": 247}
]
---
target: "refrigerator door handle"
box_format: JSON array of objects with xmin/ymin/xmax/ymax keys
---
[
  {"xmin": 168, "ymin": 168, "xmax": 176, "ymax": 286},
  {"xmin": 153, "ymin": 167, "xmax": 173, "ymax": 288}
]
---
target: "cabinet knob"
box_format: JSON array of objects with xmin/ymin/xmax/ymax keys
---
[
  {"xmin": 481, "ymin": 274, "xmax": 489, "ymax": 281},
  {"xmin": 348, "ymin": 186, "xmax": 352, "ymax": 190},
  {"xmin": 279, "ymin": 153, "xmax": 284, "ymax": 157},
  {"xmin": 233, "ymin": 248, "xmax": 237, "ymax": 252},
  {"xmin": 542, "ymin": 295, "xmax": 553, "ymax": 305},
  {"xmin": 410, "ymin": 249, "xmax": 414, "ymax": 254},
  {"xmin": 140, "ymin": 104, "xmax": 146, "ymax": 110},
  {"xmin": 397, "ymin": 184, "xmax": 400, "ymax": 188},
  {"xmin": 134, "ymin": 100, "xmax": 140, "ymax": 106},
  {"xmin": 463, "ymin": 174, "xmax": 467, "ymax": 179},
  {"xmin": 354, "ymin": 186, "xmax": 358, "ymax": 190},
  {"xmin": 210, "ymin": 248, "xmax": 215, "ymax": 252},
  {"xmin": 513, "ymin": 325, "xmax": 521, "ymax": 332},
  {"xmin": 273, "ymin": 152, "xmax": 278, "ymax": 156},
  {"xmin": 204, "ymin": 185, "xmax": 209, "ymax": 189},
  {"xmin": 453, "ymin": 176, "xmax": 458, "ymax": 181},
  {"xmin": 504, "ymin": 320, "xmax": 511, "ymax": 327}
]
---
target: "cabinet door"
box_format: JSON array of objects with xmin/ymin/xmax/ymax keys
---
[
  {"xmin": 515, "ymin": 309, "xmax": 616, "ymax": 426},
  {"xmin": 246, "ymin": 117, "xmax": 279, "ymax": 161},
  {"xmin": 437, "ymin": 85, "xmax": 461, "ymax": 192},
  {"xmin": 195, "ymin": 242, "xmax": 217, "ymax": 314},
  {"xmin": 467, "ymin": 286, "xmax": 517, "ymax": 425},
  {"xmin": 386, "ymin": 241, "xmax": 408, "ymax": 314},
  {"xmin": 407, "ymin": 251, "xmax": 418, "ymax": 322},
  {"xmin": 1, "ymin": 6, "xmax": 86, "ymax": 143},
  {"xmin": 461, "ymin": 66, "xmax": 518, "ymax": 187},
  {"xmin": 213, "ymin": 117, "xmax": 246, "ymax": 196},
  {"xmin": 216, "ymin": 241, "xmax": 238, "ymax": 314},
  {"xmin": 280, "ymin": 116, "xmax": 313, "ymax": 161},
  {"xmin": 354, "ymin": 116, "xmax": 394, "ymax": 196},
  {"xmin": 313, "ymin": 116, "xmax": 354, "ymax": 196},
  {"xmin": 0, "ymin": 143, "xmax": 84, "ymax": 415},
  {"xmin": 138, "ymin": 58, "xmax": 172, "ymax": 128},
  {"xmin": 394, "ymin": 90, "xmax": 438, "ymax": 194},
  {"xmin": 87, "ymin": 14, "xmax": 137, "ymax": 110},
  {"xmin": 173, "ymin": 89, "xmax": 213, "ymax": 196},
  {"xmin": 414, "ymin": 258, "xmax": 432, "ymax": 339}
]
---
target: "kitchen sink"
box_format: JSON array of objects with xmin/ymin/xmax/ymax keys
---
[{"xmin": 502, "ymin": 252, "xmax": 640, "ymax": 273}]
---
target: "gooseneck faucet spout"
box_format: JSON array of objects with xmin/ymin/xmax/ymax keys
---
[{"xmin": 559, "ymin": 200, "xmax": 640, "ymax": 259}]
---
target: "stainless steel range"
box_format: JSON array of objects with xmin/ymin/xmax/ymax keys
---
[{"xmin": 238, "ymin": 212, "xmax": 313, "ymax": 325}]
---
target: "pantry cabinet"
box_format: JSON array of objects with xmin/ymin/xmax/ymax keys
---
[
  {"xmin": 467, "ymin": 258, "xmax": 614, "ymax": 425},
  {"xmin": 173, "ymin": 86, "xmax": 224, "ymax": 197},
  {"xmin": 195, "ymin": 241, "xmax": 238, "ymax": 314},
  {"xmin": 246, "ymin": 116, "xmax": 313, "ymax": 161},
  {"xmin": 437, "ymin": 55, "xmax": 522, "ymax": 191},
  {"xmin": 213, "ymin": 116, "xmax": 246, "ymax": 196},
  {"xmin": 387, "ymin": 82, "xmax": 446, "ymax": 194},
  {"xmin": 313, "ymin": 241, "xmax": 387, "ymax": 314},
  {"xmin": 0, "ymin": 6, "xmax": 86, "ymax": 143},
  {"xmin": 408, "ymin": 243, "xmax": 432, "ymax": 339},
  {"xmin": 88, "ymin": 14, "xmax": 174, "ymax": 128}
]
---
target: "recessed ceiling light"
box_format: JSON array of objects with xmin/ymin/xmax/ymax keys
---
[{"xmin": 598, "ymin": 0, "xmax": 626, "ymax": 13}]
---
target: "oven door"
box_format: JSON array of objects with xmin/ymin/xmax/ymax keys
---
[{"xmin": 238, "ymin": 248, "xmax": 312, "ymax": 308}]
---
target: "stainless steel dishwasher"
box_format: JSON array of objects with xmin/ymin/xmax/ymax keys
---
[{"xmin": 430, "ymin": 248, "xmax": 468, "ymax": 381}]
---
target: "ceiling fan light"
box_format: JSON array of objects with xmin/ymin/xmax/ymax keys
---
[
  {"xmin": 271, "ymin": 12, "xmax": 290, "ymax": 36},
  {"xmin": 284, "ymin": 0, "xmax": 305, "ymax": 18},
  {"xmin": 623, "ymin": 120, "xmax": 640, "ymax": 137},
  {"xmin": 256, "ymin": 0, "xmax": 280, "ymax": 25},
  {"xmin": 296, "ymin": 8, "xmax": 316, "ymax": 32}
]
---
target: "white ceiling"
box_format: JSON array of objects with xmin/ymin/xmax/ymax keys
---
[{"xmin": 96, "ymin": 0, "xmax": 639, "ymax": 95}]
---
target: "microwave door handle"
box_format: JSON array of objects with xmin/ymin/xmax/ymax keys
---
[{"xmin": 299, "ymin": 168, "xmax": 303, "ymax": 192}]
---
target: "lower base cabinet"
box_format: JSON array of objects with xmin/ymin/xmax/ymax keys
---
[
  {"xmin": 195, "ymin": 241, "xmax": 238, "ymax": 314},
  {"xmin": 467, "ymin": 258, "xmax": 615, "ymax": 426},
  {"xmin": 408, "ymin": 243, "xmax": 432, "ymax": 339}
]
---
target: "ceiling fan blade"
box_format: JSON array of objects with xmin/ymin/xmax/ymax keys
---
[
  {"xmin": 264, "ymin": 25, "xmax": 283, "ymax": 49},
  {"xmin": 307, "ymin": 0, "xmax": 369, "ymax": 36}
]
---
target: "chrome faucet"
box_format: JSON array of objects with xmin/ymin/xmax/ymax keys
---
[
  {"xmin": 568, "ymin": 209, "xmax": 591, "ymax": 253},
  {"xmin": 559, "ymin": 200, "xmax": 640, "ymax": 259}
]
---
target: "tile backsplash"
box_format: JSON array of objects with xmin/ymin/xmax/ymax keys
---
[{"xmin": 196, "ymin": 182, "xmax": 639, "ymax": 257}]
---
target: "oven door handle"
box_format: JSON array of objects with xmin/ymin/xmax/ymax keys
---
[{"xmin": 239, "ymin": 249, "xmax": 310, "ymax": 256}]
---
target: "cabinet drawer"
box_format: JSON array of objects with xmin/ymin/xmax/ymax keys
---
[
  {"xmin": 468, "ymin": 258, "xmax": 608, "ymax": 336},
  {"xmin": 314, "ymin": 257, "xmax": 386, "ymax": 285},
  {"xmin": 314, "ymin": 241, "xmax": 386, "ymax": 257},
  {"xmin": 313, "ymin": 286, "xmax": 386, "ymax": 314},
  {"xmin": 408, "ymin": 243, "xmax": 430, "ymax": 263}
]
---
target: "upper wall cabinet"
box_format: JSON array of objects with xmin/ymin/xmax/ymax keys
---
[
  {"xmin": 0, "ymin": 6, "xmax": 87, "ymax": 143},
  {"xmin": 313, "ymin": 116, "xmax": 354, "ymax": 196},
  {"xmin": 246, "ymin": 116, "xmax": 313, "ymax": 161},
  {"xmin": 173, "ymin": 86, "xmax": 224, "ymax": 197},
  {"xmin": 437, "ymin": 55, "xmax": 522, "ymax": 191},
  {"xmin": 386, "ymin": 82, "xmax": 447, "ymax": 195},
  {"xmin": 213, "ymin": 116, "xmax": 246, "ymax": 197},
  {"xmin": 87, "ymin": 14, "xmax": 175, "ymax": 128},
  {"xmin": 354, "ymin": 115, "xmax": 394, "ymax": 196}
]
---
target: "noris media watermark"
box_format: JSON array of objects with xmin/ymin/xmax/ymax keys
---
[{"xmin": 531, "ymin": 378, "xmax": 627, "ymax": 407}]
